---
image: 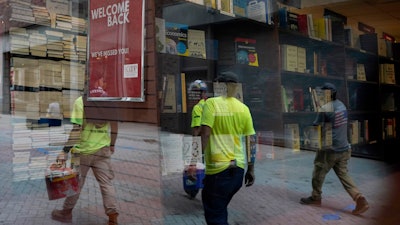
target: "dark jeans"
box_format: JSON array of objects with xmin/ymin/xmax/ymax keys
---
[{"xmin": 202, "ymin": 167, "xmax": 244, "ymax": 225}]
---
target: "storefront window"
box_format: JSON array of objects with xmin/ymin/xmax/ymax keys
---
[{"xmin": 0, "ymin": 0, "xmax": 399, "ymax": 224}]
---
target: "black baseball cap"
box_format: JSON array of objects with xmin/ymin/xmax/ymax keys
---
[
  {"xmin": 321, "ymin": 82, "xmax": 336, "ymax": 92},
  {"xmin": 215, "ymin": 71, "xmax": 239, "ymax": 83}
]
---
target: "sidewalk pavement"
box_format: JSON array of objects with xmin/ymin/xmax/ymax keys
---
[{"xmin": 0, "ymin": 117, "xmax": 399, "ymax": 225}]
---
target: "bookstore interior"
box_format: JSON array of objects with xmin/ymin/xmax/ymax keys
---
[{"xmin": 1, "ymin": 0, "xmax": 400, "ymax": 162}]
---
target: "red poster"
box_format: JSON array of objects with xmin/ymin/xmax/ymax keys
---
[{"xmin": 88, "ymin": 0, "xmax": 145, "ymax": 101}]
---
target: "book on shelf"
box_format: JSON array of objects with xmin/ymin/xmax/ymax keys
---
[
  {"xmin": 162, "ymin": 74, "xmax": 177, "ymax": 113},
  {"xmin": 310, "ymin": 88, "xmax": 332, "ymax": 112},
  {"xmin": 281, "ymin": 85, "xmax": 289, "ymax": 112},
  {"xmin": 297, "ymin": 46, "xmax": 306, "ymax": 73},
  {"xmin": 281, "ymin": 44, "xmax": 297, "ymax": 72},
  {"xmin": 297, "ymin": 14, "xmax": 308, "ymax": 36},
  {"xmin": 233, "ymin": 0, "xmax": 246, "ymax": 17},
  {"xmin": 188, "ymin": 29, "xmax": 206, "ymax": 59},
  {"xmin": 344, "ymin": 25, "xmax": 354, "ymax": 47},
  {"xmin": 287, "ymin": 11, "xmax": 299, "ymax": 32},
  {"xmin": 204, "ymin": 0, "xmax": 217, "ymax": 8},
  {"xmin": 356, "ymin": 64, "xmax": 366, "ymax": 81},
  {"xmin": 292, "ymin": 88, "xmax": 304, "ymax": 111},
  {"xmin": 235, "ymin": 37, "xmax": 259, "ymax": 67},
  {"xmin": 345, "ymin": 58, "xmax": 356, "ymax": 79},
  {"xmin": 382, "ymin": 117, "xmax": 396, "ymax": 140},
  {"xmin": 217, "ymin": 0, "xmax": 234, "ymax": 16},
  {"xmin": 349, "ymin": 120, "xmax": 359, "ymax": 144},
  {"xmin": 359, "ymin": 33, "xmax": 378, "ymax": 54},
  {"xmin": 379, "ymin": 63, "xmax": 396, "ymax": 84},
  {"xmin": 381, "ymin": 92, "xmax": 396, "ymax": 111},
  {"xmin": 306, "ymin": 14, "xmax": 315, "ymax": 38},
  {"xmin": 247, "ymin": 0, "xmax": 273, "ymax": 25},
  {"xmin": 284, "ymin": 123, "xmax": 300, "ymax": 151},
  {"xmin": 155, "ymin": 17, "xmax": 166, "ymax": 53},
  {"xmin": 165, "ymin": 22, "xmax": 189, "ymax": 56}
]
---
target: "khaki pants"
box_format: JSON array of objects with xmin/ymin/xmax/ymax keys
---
[
  {"xmin": 63, "ymin": 147, "xmax": 117, "ymax": 215},
  {"xmin": 311, "ymin": 149, "xmax": 361, "ymax": 201}
]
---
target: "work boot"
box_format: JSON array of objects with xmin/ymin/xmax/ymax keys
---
[
  {"xmin": 51, "ymin": 209, "xmax": 72, "ymax": 223},
  {"xmin": 352, "ymin": 196, "xmax": 369, "ymax": 215},
  {"xmin": 300, "ymin": 196, "xmax": 321, "ymax": 206},
  {"xmin": 108, "ymin": 212, "xmax": 119, "ymax": 225}
]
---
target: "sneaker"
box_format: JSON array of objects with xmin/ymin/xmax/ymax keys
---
[
  {"xmin": 352, "ymin": 196, "xmax": 369, "ymax": 215},
  {"xmin": 51, "ymin": 209, "xmax": 72, "ymax": 223},
  {"xmin": 300, "ymin": 196, "xmax": 321, "ymax": 205}
]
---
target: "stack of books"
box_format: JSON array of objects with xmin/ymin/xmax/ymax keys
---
[
  {"xmin": 13, "ymin": 91, "xmax": 40, "ymax": 119},
  {"xmin": 75, "ymin": 35, "xmax": 87, "ymax": 61},
  {"xmin": 55, "ymin": 14, "xmax": 72, "ymax": 31},
  {"xmin": 39, "ymin": 59, "xmax": 62, "ymax": 89},
  {"xmin": 13, "ymin": 151, "xmax": 31, "ymax": 182},
  {"xmin": 10, "ymin": 27, "xmax": 30, "ymax": 55},
  {"xmin": 45, "ymin": 29, "xmax": 64, "ymax": 58},
  {"xmin": 29, "ymin": 30, "xmax": 47, "ymax": 57},
  {"xmin": 12, "ymin": 57, "xmax": 40, "ymax": 88},
  {"xmin": 63, "ymin": 33, "xmax": 78, "ymax": 60},
  {"xmin": 61, "ymin": 61, "xmax": 85, "ymax": 90},
  {"xmin": 32, "ymin": 5, "xmax": 51, "ymax": 26},
  {"xmin": 9, "ymin": 0, "xmax": 35, "ymax": 24},
  {"xmin": 71, "ymin": 17, "xmax": 87, "ymax": 34}
]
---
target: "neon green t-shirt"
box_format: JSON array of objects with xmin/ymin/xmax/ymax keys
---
[
  {"xmin": 71, "ymin": 96, "xmax": 111, "ymax": 155},
  {"xmin": 201, "ymin": 96, "xmax": 255, "ymax": 175},
  {"xmin": 191, "ymin": 99, "xmax": 206, "ymax": 128}
]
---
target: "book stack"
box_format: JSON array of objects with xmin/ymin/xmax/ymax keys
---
[
  {"xmin": 29, "ymin": 30, "xmax": 47, "ymax": 57},
  {"xmin": 10, "ymin": 27, "xmax": 30, "ymax": 55},
  {"xmin": 29, "ymin": 155, "xmax": 48, "ymax": 180},
  {"xmin": 55, "ymin": 14, "xmax": 73, "ymax": 31},
  {"xmin": 39, "ymin": 60, "xmax": 62, "ymax": 89},
  {"xmin": 13, "ymin": 151, "xmax": 31, "ymax": 182},
  {"xmin": 75, "ymin": 35, "xmax": 87, "ymax": 61},
  {"xmin": 61, "ymin": 61, "xmax": 85, "ymax": 90},
  {"xmin": 49, "ymin": 126, "xmax": 68, "ymax": 144},
  {"xmin": 9, "ymin": 0, "xmax": 35, "ymax": 24},
  {"xmin": 12, "ymin": 122, "xmax": 32, "ymax": 151},
  {"xmin": 63, "ymin": 33, "xmax": 78, "ymax": 60},
  {"xmin": 71, "ymin": 17, "xmax": 87, "ymax": 34},
  {"xmin": 12, "ymin": 91, "xmax": 40, "ymax": 119},
  {"xmin": 45, "ymin": 29, "xmax": 64, "ymax": 58},
  {"xmin": 12, "ymin": 57, "xmax": 40, "ymax": 88},
  {"xmin": 32, "ymin": 5, "xmax": 51, "ymax": 26},
  {"xmin": 31, "ymin": 127, "xmax": 50, "ymax": 148}
]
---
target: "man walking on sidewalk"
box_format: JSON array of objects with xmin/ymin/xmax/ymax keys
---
[
  {"xmin": 300, "ymin": 82, "xmax": 369, "ymax": 215},
  {"xmin": 201, "ymin": 71, "xmax": 256, "ymax": 225},
  {"xmin": 51, "ymin": 95, "xmax": 119, "ymax": 224}
]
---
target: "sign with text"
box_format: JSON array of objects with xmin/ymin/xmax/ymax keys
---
[{"xmin": 88, "ymin": 0, "xmax": 145, "ymax": 101}]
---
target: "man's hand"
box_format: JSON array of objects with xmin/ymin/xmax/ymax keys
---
[
  {"xmin": 110, "ymin": 146, "xmax": 115, "ymax": 153},
  {"xmin": 245, "ymin": 169, "xmax": 255, "ymax": 187}
]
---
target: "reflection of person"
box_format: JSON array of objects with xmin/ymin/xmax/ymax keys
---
[
  {"xmin": 300, "ymin": 83, "xmax": 369, "ymax": 215},
  {"xmin": 190, "ymin": 80, "xmax": 208, "ymax": 136},
  {"xmin": 89, "ymin": 73, "xmax": 108, "ymax": 97},
  {"xmin": 185, "ymin": 80, "xmax": 208, "ymax": 199},
  {"xmin": 201, "ymin": 71, "xmax": 256, "ymax": 224},
  {"xmin": 51, "ymin": 96, "xmax": 119, "ymax": 224}
]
